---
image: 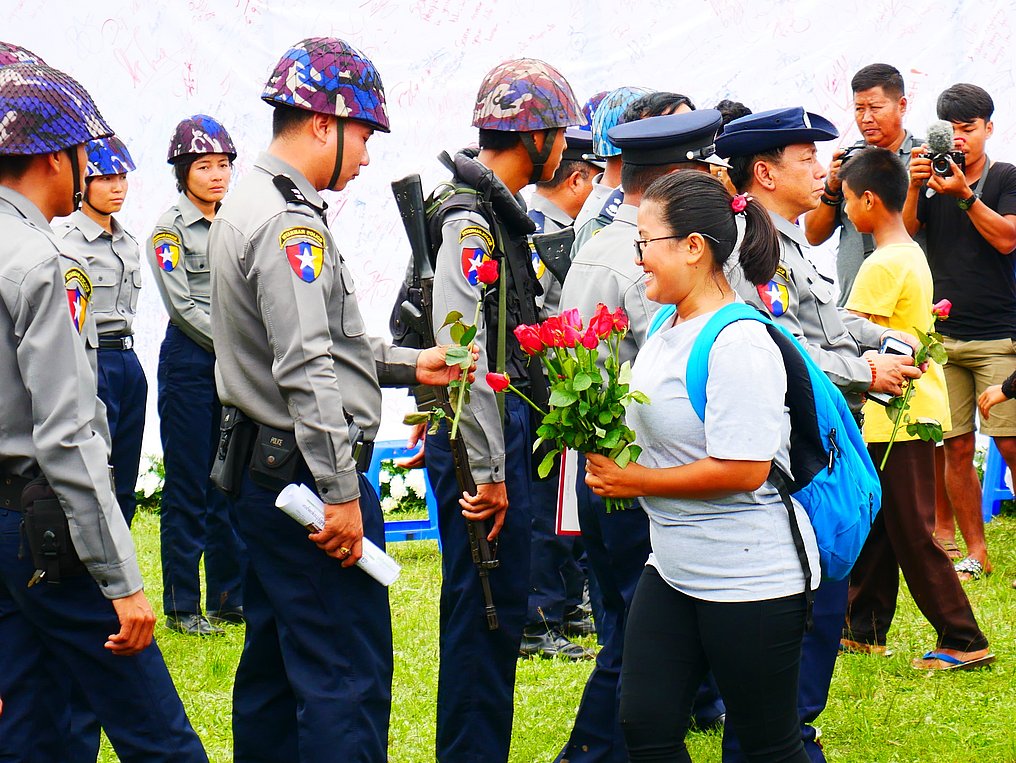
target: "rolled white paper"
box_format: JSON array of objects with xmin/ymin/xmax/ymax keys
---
[{"xmin": 275, "ymin": 483, "xmax": 401, "ymax": 587}]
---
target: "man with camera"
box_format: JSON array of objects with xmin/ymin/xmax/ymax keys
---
[
  {"xmin": 804, "ymin": 63, "xmax": 923, "ymax": 305},
  {"xmin": 903, "ymin": 83, "xmax": 1016, "ymax": 583}
]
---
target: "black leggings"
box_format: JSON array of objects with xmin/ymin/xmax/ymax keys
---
[{"xmin": 619, "ymin": 566, "xmax": 810, "ymax": 762}]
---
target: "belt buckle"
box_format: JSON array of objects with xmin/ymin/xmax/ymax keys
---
[{"xmin": 123, "ymin": 335, "xmax": 134, "ymax": 350}]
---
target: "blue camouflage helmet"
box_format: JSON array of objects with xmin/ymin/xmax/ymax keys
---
[
  {"xmin": 166, "ymin": 114, "xmax": 237, "ymax": 164},
  {"xmin": 0, "ymin": 63, "xmax": 112, "ymax": 155},
  {"xmin": 0, "ymin": 40, "xmax": 46, "ymax": 67},
  {"xmin": 261, "ymin": 37, "xmax": 391, "ymax": 133},
  {"xmin": 592, "ymin": 86, "xmax": 653, "ymax": 159},
  {"xmin": 86, "ymin": 135, "xmax": 136, "ymax": 177},
  {"xmin": 472, "ymin": 58, "xmax": 585, "ymax": 132},
  {"xmin": 580, "ymin": 91, "xmax": 609, "ymax": 134}
]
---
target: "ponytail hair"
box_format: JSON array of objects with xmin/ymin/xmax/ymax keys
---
[{"xmin": 641, "ymin": 170, "xmax": 780, "ymax": 286}]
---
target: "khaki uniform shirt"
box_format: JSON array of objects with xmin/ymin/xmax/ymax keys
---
[
  {"xmin": 0, "ymin": 187, "xmax": 141, "ymax": 598},
  {"xmin": 55, "ymin": 210, "xmax": 141, "ymax": 336},
  {"xmin": 210, "ymin": 152, "xmax": 419, "ymax": 504},
  {"xmin": 147, "ymin": 193, "xmax": 213, "ymax": 351}
]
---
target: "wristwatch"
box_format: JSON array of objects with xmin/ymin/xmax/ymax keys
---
[{"xmin": 957, "ymin": 193, "xmax": 977, "ymax": 211}]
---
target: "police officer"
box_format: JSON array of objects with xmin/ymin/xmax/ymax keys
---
[
  {"xmin": 425, "ymin": 57, "xmax": 584, "ymax": 762},
  {"xmin": 521, "ymin": 124, "xmax": 600, "ymax": 660},
  {"xmin": 716, "ymin": 106, "xmax": 922, "ymax": 763},
  {"xmin": 147, "ymin": 115, "xmax": 244, "ymax": 635},
  {"xmin": 55, "ymin": 136, "xmax": 145, "ymax": 527},
  {"xmin": 210, "ymin": 37, "xmax": 462, "ymax": 763},
  {"xmin": 0, "ymin": 61, "xmax": 207, "ymax": 763},
  {"xmin": 556, "ymin": 109, "xmax": 729, "ymax": 763}
]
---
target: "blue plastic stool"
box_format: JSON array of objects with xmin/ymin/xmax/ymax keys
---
[
  {"xmin": 980, "ymin": 438, "xmax": 1011, "ymax": 523},
  {"xmin": 368, "ymin": 440, "xmax": 441, "ymax": 546}
]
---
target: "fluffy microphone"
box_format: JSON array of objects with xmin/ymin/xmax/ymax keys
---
[{"xmin": 925, "ymin": 120, "xmax": 955, "ymax": 197}]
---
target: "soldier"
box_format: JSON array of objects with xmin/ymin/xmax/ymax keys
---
[
  {"xmin": 716, "ymin": 106, "xmax": 921, "ymax": 763},
  {"xmin": 521, "ymin": 124, "xmax": 600, "ymax": 660},
  {"xmin": 56, "ymin": 136, "xmax": 146, "ymax": 526},
  {"xmin": 557, "ymin": 109, "xmax": 729, "ymax": 763},
  {"xmin": 425, "ymin": 57, "xmax": 584, "ymax": 762},
  {"xmin": 0, "ymin": 61, "xmax": 207, "ymax": 763},
  {"xmin": 147, "ymin": 115, "xmax": 244, "ymax": 635},
  {"xmin": 209, "ymin": 37, "xmax": 464, "ymax": 762}
]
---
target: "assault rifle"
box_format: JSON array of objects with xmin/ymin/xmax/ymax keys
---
[{"xmin": 391, "ymin": 174, "xmax": 500, "ymax": 631}]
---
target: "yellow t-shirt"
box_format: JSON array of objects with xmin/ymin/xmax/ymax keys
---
[{"xmin": 845, "ymin": 241, "xmax": 952, "ymax": 443}]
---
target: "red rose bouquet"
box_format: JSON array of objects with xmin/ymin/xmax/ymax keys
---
[{"xmin": 487, "ymin": 303, "xmax": 649, "ymax": 512}]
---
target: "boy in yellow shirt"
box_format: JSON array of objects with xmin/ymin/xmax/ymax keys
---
[{"xmin": 840, "ymin": 147, "xmax": 992, "ymax": 670}]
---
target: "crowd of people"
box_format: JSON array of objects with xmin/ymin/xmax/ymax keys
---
[{"xmin": 0, "ymin": 32, "xmax": 1013, "ymax": 763}]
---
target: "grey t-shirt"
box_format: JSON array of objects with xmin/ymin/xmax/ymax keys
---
[{"xmin": 628, "ymin": 307, "xmax": 820, "ymax": 602}]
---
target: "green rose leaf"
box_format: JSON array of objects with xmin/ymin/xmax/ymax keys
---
[
  {"xmin": 613, "ymin": 446, "xmax": 632, "ymax": 469},
  {"xmin": 572, "ymin": 372, "xmax": 594, "ymax": 392},
  {"xmin": 461, "ymin": 325, "xmax": 477, "ymax": 346},
  {"xmin": 403, "ymin": 412, "xmax": 431, "ymax": 425},
  {"xmin": 550, "ymin": 387, "xmax": 579, "ymax": 407},
  {"xmin": 537, "ymin": 448, "xmax": 560, "ymax": 479},
  {"xmin": 445, "ymin": 345, "xmax": 471, "ymax": 367},
  {"xmin": 929, "ymin": 343, "xmax": 948, "ymax": 365},
  {"xmin": 441, "ymin": 311, "xmax": 463, "ymax": 328}
]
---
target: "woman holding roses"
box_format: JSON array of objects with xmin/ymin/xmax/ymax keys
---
[{"xmin": 584, "ymin": 171, "xmax": 814, "ymax": 762}]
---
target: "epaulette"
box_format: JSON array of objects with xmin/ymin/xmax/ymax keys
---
[
  {"xmin": 596, "ymin": 187, "xmax": 625, "ymax": 224},
  {"xmin": 527, "ymin": 208, "xmax": 547, "ymax": 234},
  {"xmin": 273, "ymin": 174, "xmax": 323, "ymax": 212}
]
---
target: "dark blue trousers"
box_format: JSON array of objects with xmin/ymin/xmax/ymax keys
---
[
  {"xmin": 723, "ymin": 578, "xmax": 848, "ymax": 763},
  {"xmin": 0, "ymin": 508, "xmax": 208, "ymax": 763},
  {"xmin": 557, "ymin": 470, "xmax": 725, "ymax": 763},
  {"xmin": 526, "ymin": 471, "xmax": 583, "ymax": 626},
  {"xmin": 97, "ymin": 347, "xmax": 147, "ymax": 526},
  {"xmin": 157, "ymin": 324, "xmax": 243, "ymax": 615},
  {"xmin": 231, "ymin": 467, "xmax": 392, "ymax": 763},
  {"xmin": 426, "ymin": 393, "xmax": 532, "ymax": 763}
]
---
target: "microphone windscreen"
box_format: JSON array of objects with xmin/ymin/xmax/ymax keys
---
[{"xmin": 927, "ymin": 120, "xmax": 955, "ymax": 154}]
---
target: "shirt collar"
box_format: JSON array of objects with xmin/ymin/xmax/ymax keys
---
[
  {"xmin": 529, "ymin": 193, "xmax": 572, "ymax": 227},
  {"xmin": 0, "ymin": 186, "xmax": 52, "ymax": 231},
  {"xmin": 615, "ymin": 203, "xmax": 639, "ymax": 226},
  {"xmin": 768, "ymin": 209, "xmax": 811, "ymax": 250},
  {"xmin": 254, "ymin": 152, "xmax": 327, "ymax": 212},
  {"xmin": 177, "ymin": 192, "xmax": 208, "ymax": 227},
  {"xmin": 68, "ymin": 209, "xmax": 124, "ymax": 243}
]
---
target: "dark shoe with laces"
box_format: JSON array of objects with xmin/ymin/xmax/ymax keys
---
[
  {"xmin": 206, "ymin": 606, "xmax": 245, "ymax": 626},
  {"xmin": 519, "ymin": 626, "xmax": 595, "ymax": 661},
  {"xmin": 561, "ymin": 606, "xmax": 596, "ymax": 638},
  {"xmin": 166, "ymin": 612, "xmax": 225, "ymax": 636}
]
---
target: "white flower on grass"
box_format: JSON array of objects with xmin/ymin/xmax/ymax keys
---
[
  {"xmin": 389, "ymin": 474, "xmax": 408, "ymax": 501},
  {"xmin": 379, "ymin": 467, "xmax": 393, "ymax": 485},
  {"xmin": 135, "ymin": 471, "xmax": 163, "ymax": 498},
  {"xmin": 405, "ymin": 469, "xmax": 427, "ymax": 498},
  {"xmin": 381, "ymin": 496, "xmax": 399, "ymax": 514}
]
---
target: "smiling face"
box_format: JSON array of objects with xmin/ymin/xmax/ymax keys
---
[
  {"xmin": 85, "ymin": 173, "xmax": 128, "ymax": 214},
  {"xmin": 635, "ymin": 199, "xmax": 688, "ymax": 305},
  {"xmin": 186, "ymin": 153, "xmax": 232, "ymax": 203},
  {"xmin": 853, "ymin": 86, "xmax": 907, "ymax": 149}
]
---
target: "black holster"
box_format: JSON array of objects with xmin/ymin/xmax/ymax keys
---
[
  {"xmin": 21, "ymin": 477, "xmax": 86, "ymax": 583},
  {"xmin": 248, "ymin": 424, "xmax": 302, "ymax": 492},
  {"xmin": 210, "ymin": 406, "xmax": 257, "ymax": 499}
]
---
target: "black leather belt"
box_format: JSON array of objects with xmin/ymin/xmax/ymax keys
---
[{"xmin": 98, "ymin": 334, "xmax": 134, "ymax": 350}]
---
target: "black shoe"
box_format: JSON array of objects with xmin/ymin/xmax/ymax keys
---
[
  {"xmin": 206, "ymin": 606, "xmax": 245, "ymax": 625},
  {"xmin": 519, "ymin": 626, "xmax": 595, "ymax": 661},
  {"xmin": 691, "ymin": 712, "xmax": 725, "ymax": 733},
  {"xmin": 562, "ymin": 606, "xmax": 596, "ymax": 638},
  {"xmin": 166, "ymin": 612, "xmax": 225, "ymax": 636}
]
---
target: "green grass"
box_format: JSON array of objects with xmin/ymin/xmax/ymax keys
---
[{"xmin": 101, "ymin": 513, "xmax": 1016, "ymax": 762}]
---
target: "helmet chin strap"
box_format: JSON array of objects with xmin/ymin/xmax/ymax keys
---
[
  {"xmin": 519, "ymin": 128, "xmax": 559, "ymax": 185},
  {"xmin": 326, "ymin": 118, "xmax": 345, "ymax": 191},
  {"xmin": 66, "ymin": 148, "xmax": 83, "ymax": 210}
]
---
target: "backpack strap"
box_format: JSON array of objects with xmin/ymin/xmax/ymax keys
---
[
  {"xmin": 647, "ymin": 304, "xmax": 676, "ymax": 337},
  {"xmin": 768, "ymin": 466, "xmax": 815, "ymax": 631}
]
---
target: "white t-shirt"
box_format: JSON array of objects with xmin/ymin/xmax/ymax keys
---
[{"xmin": 628, "ymin": 307, "xmax": 821, "ymax": 602}]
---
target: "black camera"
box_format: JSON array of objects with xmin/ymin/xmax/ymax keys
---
[
  {"xmin": 837, "ymin": 144, "xmax": 866, "ymax": 166},
  {"xmin": 922, "ymin": 150, "xmax": 966, "ymax": 177}
]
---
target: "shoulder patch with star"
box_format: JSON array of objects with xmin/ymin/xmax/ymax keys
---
[
  {"xmin": 152, "ymin": 231, "xmax": 181, "ymax": 272},
  {"xmin": 757, "ymin": 263, "xmax": 791, "ymax": 317},
  {"xmin": 459, "ymin": 224, "xmax": 495, "ymax": 286},
  {"xmin": 280, "ymin": 226, "xmax": 326, "ymax": 283},
  {"xmin": 64, "ymin": 266, "xmax": 92, "ymax": 333}
]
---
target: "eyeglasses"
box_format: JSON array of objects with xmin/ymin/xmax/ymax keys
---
[{"xmin": 633, "ymin": 235, "xmax": 684, "ymax": 263}]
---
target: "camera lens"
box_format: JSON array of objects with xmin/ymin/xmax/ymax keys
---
[{"xmin": 932, "ymin": 156, "xmax": 952, "ymax": 176}]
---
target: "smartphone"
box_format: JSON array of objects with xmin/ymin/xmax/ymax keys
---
[{"xmin": 867, "ymin": 336, "xmax": 915, "ymax": 406}]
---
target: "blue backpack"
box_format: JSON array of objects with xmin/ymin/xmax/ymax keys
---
[{"xmin": 648, "ymin": 302, "xmax": 881, "ymax": 590}]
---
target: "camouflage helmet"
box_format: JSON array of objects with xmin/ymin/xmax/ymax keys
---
[
  {"xmin": 592, "ymin": 86, "xmax": 653, "ymax": 159},
  {"xmin": 86, "ymin": 135, "xmax": 136, "ymax": 177},
  {"xmin": 580, "ymin": 91, "xmax": 609, "ymax": 133},
  {"xmin": 472, "ymin": 58, "xmax": 585, "ymax": 132},
  {"xmin": 0, "ymin": 41, "xmax": 46, "ymax": 68},
  {"xmin": 0, "ymin": 63, "xmax": 112, "ymax": 155},
  {"xmin": 261, "ymin": 37, "xmax": 390, "ymax": 133},
  {"xmin": 166, "ymin": 114, "xmax": 237, "ymax": 164}
]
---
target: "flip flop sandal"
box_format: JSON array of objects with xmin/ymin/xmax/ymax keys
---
[
  {"xmin": 911, "ymin": 650, "xmax": 996, "ymax": 671},
  {"xmin": 936, "ymin": 537, "xmax": 963, "ymax": 561},
  {"xmin": 954, "ymin": 556, "xmax": 987, "ymax": 581}
]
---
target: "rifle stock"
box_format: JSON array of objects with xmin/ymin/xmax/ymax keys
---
[{"xmin": 392, "ymin": 174, "xmax": 500, "ymax": 631}]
